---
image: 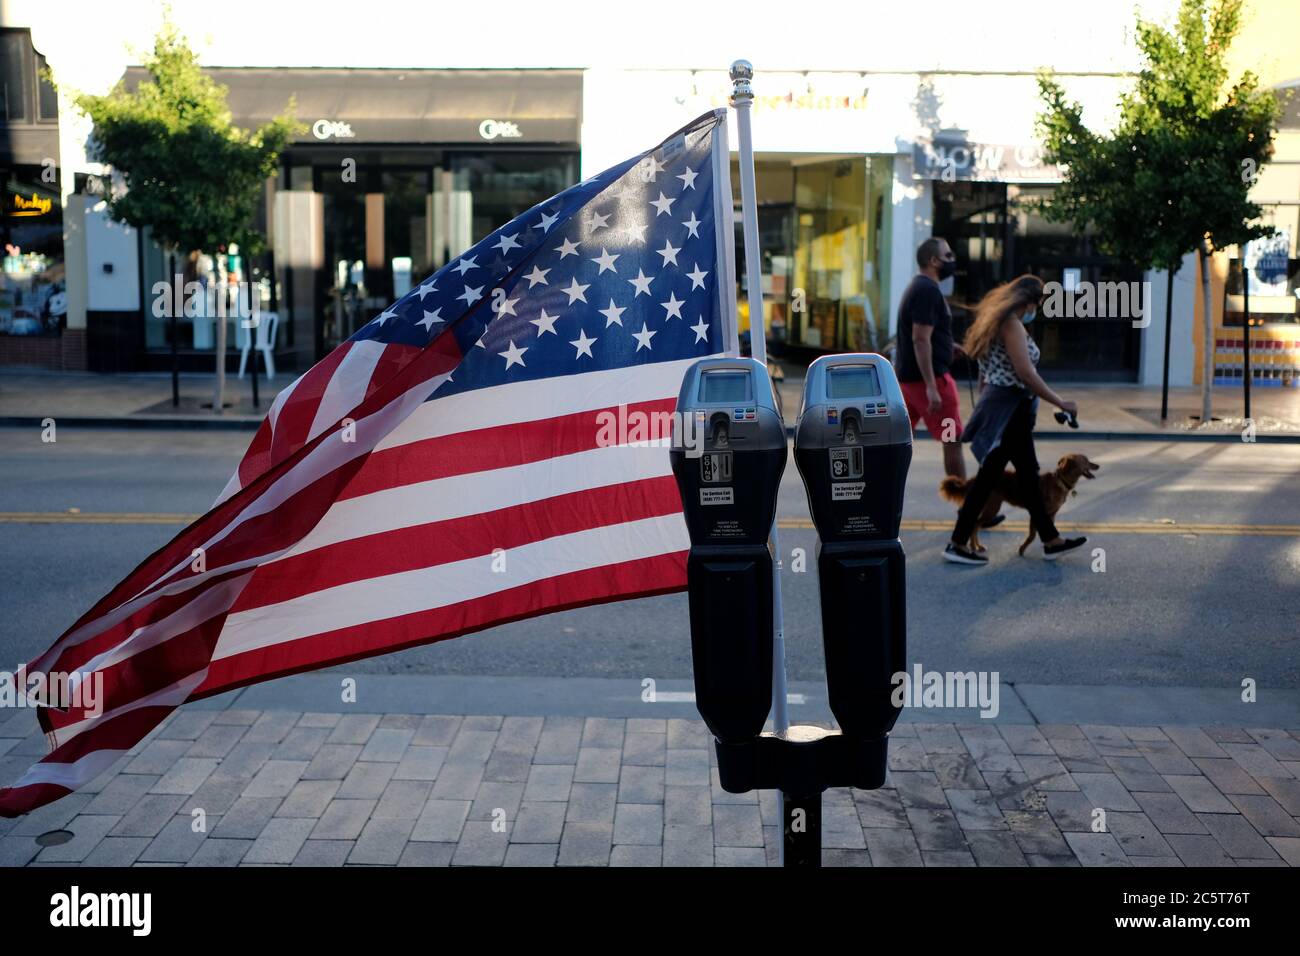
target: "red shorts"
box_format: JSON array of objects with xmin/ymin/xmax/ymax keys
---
[{"xmin": 900, "ymin": 372, "xmax": 963, "ymax": 442}]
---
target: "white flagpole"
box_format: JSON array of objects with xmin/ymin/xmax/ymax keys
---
[{"xmin": 730, "ymin": 61, "xmax": 790, "ymax": 866}]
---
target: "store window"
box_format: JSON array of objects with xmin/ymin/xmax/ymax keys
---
[
  {"xmin": 307, "ymin": 149, "xmax": 577, "ymax": 359},
  {"xmin": 1224, "ymin": 205, "xmax": 1299, "ymax": 327},
  {"xmin": 731, "ymin": 154, "xmax": 891, "ymax": 356},
  {"xmin": 1, "ymin": 166, "xmax": 65, "ymax": 336},
  {"xmin": 932, "ymin": 181, "xmax": 1141, "ymax": 382},
  {"xmin": 0, "ymin": 31, "xmax": 30, "ymax": 123}
]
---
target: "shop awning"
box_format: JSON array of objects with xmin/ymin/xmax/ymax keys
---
[{"xmin": 121, "ymin": 67, "xmax": 582, "ymax": 145}]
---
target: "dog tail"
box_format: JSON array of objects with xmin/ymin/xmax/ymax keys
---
[{"xmin": 938, "ymin": 476, "xmax": 971, "ymax": 505}]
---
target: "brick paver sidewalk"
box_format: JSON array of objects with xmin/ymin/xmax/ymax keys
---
[{"xmin": 2, "ymin": 709, "xmax": 1298, "ymax": 867}]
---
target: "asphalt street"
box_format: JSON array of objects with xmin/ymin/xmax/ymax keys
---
[{"xmin": 1, "ymin": 426, "xmax": 1297, "ymax": 689}]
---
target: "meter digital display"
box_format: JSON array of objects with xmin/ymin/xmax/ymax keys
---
[
  {"xmin": 827, "ymin": 365, "xmax": 881, "ymax": 399},
  {"xmin": 699, "ymin": 370, "xmax": 753, "ymax": 404}
]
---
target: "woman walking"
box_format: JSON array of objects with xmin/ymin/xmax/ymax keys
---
[{"xmin": 943, "ymin": 274, "xmax": 1087, "ymax": 565}]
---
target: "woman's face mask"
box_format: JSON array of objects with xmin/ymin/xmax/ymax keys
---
[{"xmin": 1021, "ymin": 307, "xmax": 1037, "ymax": 325}]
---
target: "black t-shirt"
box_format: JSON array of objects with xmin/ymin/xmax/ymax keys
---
[{"xmin": 893, "ymin": 274, "xmax": 954, "ymax": 382}]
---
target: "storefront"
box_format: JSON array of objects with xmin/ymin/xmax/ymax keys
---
[
  {"xmin": 0, "ymin": 27, "xmax": 74, "ymax": 368},
  {"xmin": 917, "ymin": 133, "xmax": 1144, "ymax": 382},
  {"xmin": 729, "ymin": 152, "xmax": 894, "ymax": 357},
  {"xmin": 120, "ymin": 67, "xmax": 582, "ymax": 372},
  {"xmin": 1215, "ymin": 80, "xmax": 1300, "ymax": 390},
  {"xmin": 582, "ymin": 69, "xmax": 903, "ymax": 359}
]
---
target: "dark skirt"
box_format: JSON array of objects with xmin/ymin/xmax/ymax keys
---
[{"xmin": 962, "ymin": 383, "xmax": 1039, "ymax": 465}]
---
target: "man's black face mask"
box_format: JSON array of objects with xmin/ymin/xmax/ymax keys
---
[{"xmin": 935, "ymin": 257, "xmax": 956, "ymax": 281}]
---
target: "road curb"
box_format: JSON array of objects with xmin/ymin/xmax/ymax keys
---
[{"xmin": 183, "ymin": 673, "xmax": 1300, "ymax": 728}]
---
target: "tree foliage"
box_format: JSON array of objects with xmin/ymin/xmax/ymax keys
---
[
  {"xmin": 1035, "ymin": 0, "xmax": 1281, "ymax": 270},
  {"xmin": 68, "ymin": 18, "xmax": 300, "ymax": 256}
]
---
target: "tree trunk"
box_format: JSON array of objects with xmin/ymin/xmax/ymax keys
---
[
  {"xmin": 213, "ymin": 253, "xmax": 227, "ymax": 415},
  {"xmin": 1198, "ymin": 239, "xmax": 1214, "ymax": 425}
]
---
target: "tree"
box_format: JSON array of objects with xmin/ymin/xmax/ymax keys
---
[
  {"xmin": 1037, "ymin": 0, "xmax": 1280, "ymax": 425},
  {"xmin": 66, "ymin": 17, "xmax": 299, "ymax": 409}
]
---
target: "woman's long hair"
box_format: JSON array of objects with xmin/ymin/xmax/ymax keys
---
[{"xmin": 961, "ymin": 274, "xmax": 1044, "ymax": 361}]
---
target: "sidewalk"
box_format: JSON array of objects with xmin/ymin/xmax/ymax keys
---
[
  {"xmin": 772, "ymin": 376, "xmax": 1300, "ymax": 441},
  {"xmin": 2, "ymin": 676, "xmax": 1297, "ymax": 867},
  {"xmin": 4, "ymin": 367, "xmax": 1299, "ymax": 439}
]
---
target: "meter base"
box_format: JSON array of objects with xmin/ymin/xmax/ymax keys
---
[{"xmin": 713, "ymin": 725, "xmax": 888, "ymax": 796}]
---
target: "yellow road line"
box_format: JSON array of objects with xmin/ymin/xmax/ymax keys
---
[
  {"xmin": 0, "ymin": 512, "xmax": 200, "ymax": 525},
  {"xmin": 1, "ymin": 512, "xmax": 1298, "ymax": 537}
]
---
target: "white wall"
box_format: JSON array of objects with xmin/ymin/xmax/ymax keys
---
[
  {"xmin": 83, "ymin": 199, "xmax": 140, "ymax": 312},
  {"xmin": 889, "ymin": 153, "xmax": 925, "ymax": 337},
  {"xmin": 11, "ymin": 0, "xmax": 1176, "ymax": 180},
  {"xmin": 1140, "ymin": 254, "xmax": 1198, "ymax": 387}
]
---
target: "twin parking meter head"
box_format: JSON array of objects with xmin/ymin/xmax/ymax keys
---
[
  {"xmin": 669, "ymin": 358, "xmax": 786, "ymax": 744},
  {"xmin": 794, "ymin": 354, "xmax": 912, "ymax": 748}
]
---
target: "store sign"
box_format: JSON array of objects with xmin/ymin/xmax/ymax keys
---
[
  {"xmin": 691, "ymin": 73, "xmax": 869, "ymax": 113},
  {"xmin": 9, "ymin": 193, "xmax": 54, "ymax": 217},
  {"xmin": 913, "ymin": 136, "xmax": 1064, "ymax": 183},
  {"xmin": 1244, "ymin": 231, "xmax": 1292, "ymax": 297},
  {"xmin": 312, "ymin": 119, "xmax": 356, "ymax": 140},
  {"xmin": 479, "ymin": 119, "xmax": 523, "ymax": 140}
]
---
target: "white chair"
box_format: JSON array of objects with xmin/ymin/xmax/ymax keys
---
[{"xmin": 238, "ymin": 311, "xmax": 279, "ymax": 380}]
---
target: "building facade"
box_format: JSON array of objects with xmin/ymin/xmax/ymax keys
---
[{"xmin": 6, "ymin": 0, "xmax": 1291, "ymax": 389}]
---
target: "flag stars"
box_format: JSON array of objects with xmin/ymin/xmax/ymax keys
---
[
  {"xmin": 417, "ymin": 308, "xmax": 443, "ymax": 331},
  {"xmin": 682, "ymin": 212, "xmax": 702, "ymax": 239},
  {"xmin": 372, "ymin": 307, "xmax": 398, "ymax": 327},
  {"xmin": 494, "ymin": 232, "xmax": 522, "ymax": 254},
  {"xmin": 562, "ymin": 277, "xmax": 591, "ymax": 304},
  {"xmin": 570, "ymin": 329, "xmax": 597, "ymax": 359},
  {"xmin": 555, "ymin": 237, "xmax": 580, "ymax": 259},
  {"xmin": 415, "ymin": 278, "xmax": 438, "ymax": 299},
  {"xmin": 686, "ymin": 263, "xmax": 709, "ymax": 290},
  {"xmin": 499, "ymin": 340, "xmax": 528, "ymax": 370},
  {"xmin": 600, "ymin": 299, "xmax": 627, "ymax": 327},
  {"xmin": 632, "ymin": 323, "xmax": 657, "ymax": 351},
  {"xmin": 454, "ymin": 256, "xmax": 478, "ymax": 276},
  {"xmin": 524, "ymin": 265, "xmax": 551, "ymax": 288},
  {"xmin": 661, "ymin": 292, "xmax": 684, "ymax": 320},
  {"xmin": 588, "ymin": 210, "xmax": 611, "ymax": 231},
  {"xmin": 530, "ymin": 309, "xmax": 559, "ymax": 336},
  {"xmin": 677, "ymin": 166, "xmax": 698, "ymax": 190},
  {"xmin": 457, "ymin": 284, "xmax": 484, "ymax": 307},
  {"xmin": 623, "ymin": 221, "xmax": 648, "ymax": 244},
  {"xmin": 691, "ymin": 316, "xmax": 710, "ymax": 343},
  {"xmin": 657, "ymin": 240, "xmax": 681, "ymax": 267},
  {"xmin": 628, "ymin": 269, "xmax": 654, "ymax": 297},
  {"xmin": 494, "ymin": 294, "xmax": 520, "ymax": 317},
  {"xmin": 591, "ymin": 248, "xmax": 620, "ymax": 275},
  {"xmin": 534, "ymin": 210, "xmax": 559, "ymax": 232},
  {"xmin": 650, "ymin": 192, "xmax": 676, "ymax": 217}
]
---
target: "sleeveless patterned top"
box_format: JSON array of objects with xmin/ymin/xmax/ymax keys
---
[{"xmin": 979, "ymin": 332, "xmax": 1040, "ymax": 389}]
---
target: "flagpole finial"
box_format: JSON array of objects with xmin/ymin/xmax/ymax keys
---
[{"xmin": 729, "ymin": 60, "xmax": 754, "ymax": 103}]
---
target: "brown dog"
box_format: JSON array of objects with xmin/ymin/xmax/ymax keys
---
[{"xmin": 939, "ymin": 453, "xmax": 1100, "ymax": 555}]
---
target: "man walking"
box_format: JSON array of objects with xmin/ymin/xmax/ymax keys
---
[{"xmin": 894, "ymin": 237, "xmax": 968, "ymax": 479}]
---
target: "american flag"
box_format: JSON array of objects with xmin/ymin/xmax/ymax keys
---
[{"xmin": 0, "ymin": 109, "xmax": 737, "ymax": 817}]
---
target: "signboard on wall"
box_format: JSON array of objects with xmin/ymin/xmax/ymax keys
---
[
  {"xmin": 1244, "ymin": 230, "xmax": 1292, "ymax": 297},
  {"xmin": 912, "ymin": 134, "xmax": 1064, "ymax": 183}
]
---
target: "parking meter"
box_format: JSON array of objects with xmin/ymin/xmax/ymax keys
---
[
  {"xmin": 670, "ymin": 358, "xmax": 786, "ymax": 744},
  {"xmin": 794, "ymin": 354, "xmax": 911, "ymax": 744}
]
